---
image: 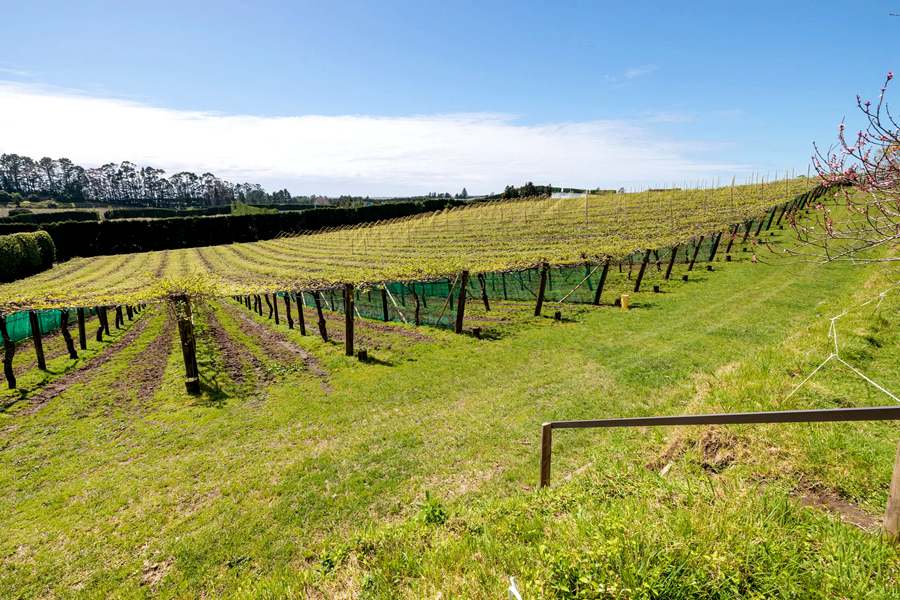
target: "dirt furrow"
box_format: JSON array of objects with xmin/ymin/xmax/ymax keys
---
[
  {"xmin": 221, "ymin": 303, "xmax": 330, "ymax": 389},
  {"xmin": 16, "ymin": 312, "xmax": 155, "ymax": 416}
]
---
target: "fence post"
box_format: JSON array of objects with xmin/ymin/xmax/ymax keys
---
[
  {"xmin": 381, "ymin": 286, "xmax": 390, "ymax": 321},
  {"xmin": 273, "ymin": 293, "xmax": 281, "ymax": 325},
  {"xmin": 115, "ymin": 306, "xmax": 124, "ymax": 329},
  {"xmin": 0, "ymin": 315, "xmax": 16, "ymax": 389},
  {"xmin": 708, "ymin": 231, "xmax": 723, "ymax": 262},
  {"xmin": 540, "ymin": 423, "xmax": 553, "ymax": 488},
  {"xmin": 313, "ymin": 291, "xmax": 328, "ymax": 341},
  {"xmin": 633, "ymin": 249, "xmax": 651, "ymax": 292},
  {"xmin": 343, "ymin": 283, "xmax": 354, "ymax": 356},
  {"xmin": 77, "ymin": 307, "xmax": 87, "ymax": 350},
  {"xmin": 264, "ymin": 294, "xmax": 273, "ymax": 319},
  {"xmin": 885, "ymin": 440, "xmax": 900, "ymax": 541},
  {"xmin": 60, "ymin": 310, "xmax": 78, "ymax": 359},
  {"xmin": 664, "ymin": 245, "xmax": 679, "ymax": 281},
  {"xmin": 687, "ymin": 236, "xmax": 704, "ymax": 271},
  {"xmin": 284, "ymin": 293, "xmax": 294, "ymax": 329},
  {"xmin": 591, "ymin": 259, "xmax": 610, "ymax": 305},
  {"xmin": 478, "ymin": 273, "xmax": 491, "ymax": 311},
  {"xmin": 765, "ymin": 205, "xmax": 778, "ymax": 230},
  {"xmin": 29, "ymin": 311, "xmax": 46, "ymax": 371},
  {"xmin": 723, "ymin": 224, "xmax": 739, "ymax": 256},
  {"xmin": 173, "ymin": 294, "xmax": 201, "ymax": 395},
  {"xmin": 295, "ymin": 292, "xmax": 307, "ymax": 336},
  {"xmin": 455, "ymin": 270, "xmax": 470, "ymax": 333},
  {"xmin": 534, "ymin": 263, "xmax": 549, "ymax": 316}
]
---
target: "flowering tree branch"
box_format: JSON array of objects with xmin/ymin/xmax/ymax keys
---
[{"xmin": 795, "ymin": 73, "xmax": 899, "ymax": 263}]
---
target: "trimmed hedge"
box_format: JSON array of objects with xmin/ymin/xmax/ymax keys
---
[
  {"xmin": 0, "ymin": 222, "xmax": 39, "ymax": 235},
  {"xmin": 0, "ymin": 231, "xmax": 56, "ymax": 282},
  {"xmin": 104, "ymin": 206, "xmax": 232, "ymax": 220},
  {"xmin": 0, "ymin": 210, "xmax": 99, "ymax": 224},
  {"xmin": 44, "ymin": 199, "xmax": 465, "ymax": 260}
]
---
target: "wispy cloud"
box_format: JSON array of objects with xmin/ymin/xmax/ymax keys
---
[
  {"xmin": 0, "ymin": 81, "xmax": 745, "ymax": 195},
  {"xmin": 0, "ymin": 66, "xmax": 35, "ymax": 79},
  {"xmin": 623, "ymin": 64, "xmax": 658, "ymax": 80}
]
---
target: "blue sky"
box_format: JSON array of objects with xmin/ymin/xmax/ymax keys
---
[{"xmin": 0, "ymin": 1, "xmax": 896, "ymax": 195}]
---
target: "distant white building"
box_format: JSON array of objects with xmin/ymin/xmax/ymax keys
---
[{"xmin": 551, "ymin": 191, "xmax": 588, "ymax": 199}]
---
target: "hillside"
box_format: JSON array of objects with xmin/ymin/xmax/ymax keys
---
[{"xmin": 0, "ymin": 220, "xmax": 897, "ymax": 597}]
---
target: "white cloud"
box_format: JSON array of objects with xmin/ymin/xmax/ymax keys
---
[
  {"xmin": 624, "ymin": 65, "xmax": 658, "ymax": 80},
  {"xmin": 0, "ymin": 81, "xmax": 745, "ymax": 195}
]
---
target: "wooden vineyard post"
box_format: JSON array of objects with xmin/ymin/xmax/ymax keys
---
[
  {"xmin": 774, "ymin": 204, "xmax": 788, "ymax": 227},
  {"xmin": 172, "ymin": 294, "xmax": 201, "ymax": 395},
  {"xmin": 343, "ymin": 284, "xmax": 354, "ymax": 357},
  {"xmin": 707, "ymin": 231, "xmax": 723, "ymax": 262},
  {"xmin": 664, "ymin": 245, "xmax": 679, "ymax": 281},
  {"xmin": 534, "ymin": 263, "xmax": 549, "ymax": 317},
  {"xmin": 633, "ymin": 249, "xmax": 651, "ymax": 293},
  {"xmin": 455, "ymin": 270, "xmax": 470, "ymax": 333},
  {"xmin": 115, "ymin": 306, "xmax": 124, "ymax": 329},
  {"xmin": 687, "ymin": 236, "xmax": 704, "ymax": 272},
  {"xmin": 264, "ymin": 294, "xmax": 274, "ymax": 320},
  {"xmin": 295, "ymin": 292, "xmax": 307, "ymax": 336},
  {"xmin": 29, "ymin": 311, "xmax": 46, "ymax": 371},
  {"xmin": 381, "ymin": 286, "xmax": 389, "ymax": 322},
  {"xmin": 765, "ymin": 205, "xmax": 777, "ymax": 230},
  {"xmin": 409, "ymin": 285, "xmax": 421, "ymax": 326},
  {"xmin": 540, "ymin": 423, "xmax": 552, "ymax": 487},
  {"xmin": 126, "ymin": 305, "xmax": 133, "ymax": 321},
  {"xmin": 273, "ymin": 293, "xmax": 281, "ymax": 325},
  {"xmin": 501, "ymin": 272, "xmax": 508, "ymax": 300},
  {"xmin": 885, "ymin": 440, "xmax": 900, "ymax": 541},
  {"xmin": 593, "ymin": 259, "xmax": 610, "ymax": 305},
  {"xmin": 59, "ymin": 310, "xmax": 78, "ymax": 359},
  {"xmin": 478, "ymin": 273, "xmax": 490, "ymax": 311},
  {"xmin": 741, "ymin": 220, "xmax": 753, "ymax": 244},
  {"xmin": 754, "ymin": 211, "xmax": 768, "ymax": 237},
  {"xmin": 313, "ymin": 291, "xmax": 328, "ymax": 341},
  {"xmin": 0, "ymin": 315, "xmax": 16, "ymax": 389},
  {"xmin": 76, "ymin": 307, "xmax": 87, "ymax": 350},
  {"xmin": 102, "ymin": 307, "xmax": 111, "ymax": 336},
  {"xmin": 283, "ymin": 294, "xmax": 294, "ymax": 329},
  {"xmin": 723, "ymin": 224, "xmax": 738, "ymax": 256},
  {"xmin": 95, "ymin": 306, "xmax": 104, "ymax": 341}
]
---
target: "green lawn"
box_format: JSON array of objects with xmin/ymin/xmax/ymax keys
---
[{"xmin": 1, "ymin": 238, "xmax": 898, "ymax": 598}]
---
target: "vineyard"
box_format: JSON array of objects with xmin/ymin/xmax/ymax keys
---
[
  {"xmin": 0, "ymin": 178, "xmax": 817, "ymax": 312},
  {"xmin": 1, "ymin": 226, "xmax": 896, "ymax": 597}
]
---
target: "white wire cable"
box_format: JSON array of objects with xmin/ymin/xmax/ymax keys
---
[{"xmin": 786, "ymin": 283, "xmax": 899, "ymax": 403}]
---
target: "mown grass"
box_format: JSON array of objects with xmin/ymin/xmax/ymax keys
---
[{"xmin": 0, "ymin": 230, "xmax": 897, "ymax": 598}]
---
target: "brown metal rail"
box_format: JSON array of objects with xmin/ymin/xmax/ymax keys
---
[{"xmin": 539, "ymin": 405, "xmax": 900, "ymax": 537}]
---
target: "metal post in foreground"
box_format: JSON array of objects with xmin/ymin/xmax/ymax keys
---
[{"xmin": 539, "ymin": 405, "xmax": 900, "ymax": 537}]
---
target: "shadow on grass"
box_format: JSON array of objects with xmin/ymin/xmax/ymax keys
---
[{"xmin": 358, "ymin": 354, "xmax": 395, "ymax": 367}]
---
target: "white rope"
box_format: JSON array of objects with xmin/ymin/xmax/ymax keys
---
[
  {"xmin": 786, "ymin": 283, "xmax": 899, "ymax": 403},
  {"xmin": 785, "ymin": 353, "xmax": 836, "ymax": 399},
  {"xmin": 557, "ymin": 264, "xmax": 602, "ymax": 304},
  {"xmin": 835, "ymin": 357, "xmax": 900, "ymax": 403},
  {"xmin": 382, "ymin": 285, "xmax": 408, "ymax": 324}
]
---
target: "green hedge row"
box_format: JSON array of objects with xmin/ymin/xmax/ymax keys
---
[
  {"xmin": 0, "ymin": 231, "xmax": 56, "ymax": 282},
  {"xmin": 44, "ymin": 199, "xmax": 464, "ymax": 260},
  {"xmin": 0, "ymin": 210, "xmax": 99, "ymax": 224},
  {"xmin": 104, "ymin": 206, "xmax": 232, "ymax": 219},
  {"xmin": 0, "ymin": 222, "xmax": 39, "ymax": 235}
]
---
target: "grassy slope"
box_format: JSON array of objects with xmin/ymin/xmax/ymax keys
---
[{"xmin": 0, "ymin": 240, "xmax": 898, "ymax": 598}]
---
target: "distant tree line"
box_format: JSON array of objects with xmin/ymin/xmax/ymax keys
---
[{"xmin": 0, "ymin": 153, "xmax": 287, "ymax": 208}]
